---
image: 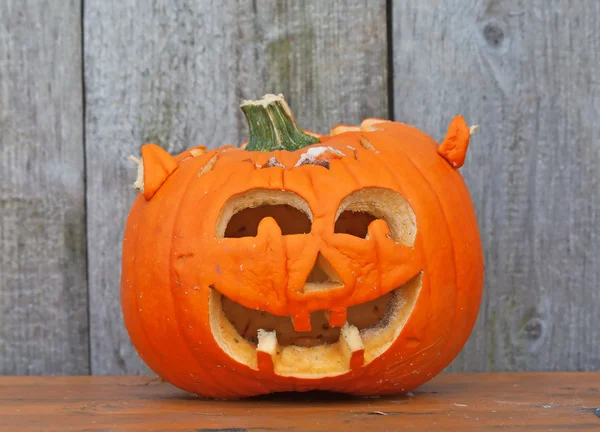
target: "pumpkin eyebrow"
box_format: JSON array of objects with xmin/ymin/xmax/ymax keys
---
[
  {"xmin": 290, "ymin": 146, "xmax": 349, "ymax": 170},
  {"xmin": 199, "ymin": 153, "xmax": 218, "ymax": 177},
  {"xmin": 296, "ymin": 158, "xmax": 332, "ymax": 169},
  {"xmin": 261, "ymin": 157, "xmax": 285, "ymax": 169},
  {"xmin": 359, "ymin": 137, "xmax": 378, "ymax": 152}
]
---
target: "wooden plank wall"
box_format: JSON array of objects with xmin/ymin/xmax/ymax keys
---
[
  {"xmin": 0, "ymin": 0, "xmax": 89, "ymax": 374},
  {"xmin": 0, "ymin": 0, "xmax": 598, "ymax": 375}
]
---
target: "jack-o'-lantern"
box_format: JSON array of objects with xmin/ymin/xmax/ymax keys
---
[{"xmin": 121, "ymin": 94, "xmax": 484, "ymax": 398}]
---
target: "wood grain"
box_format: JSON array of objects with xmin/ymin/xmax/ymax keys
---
[
  {"xmin": 0, "ymin": 0, "xmax": 88, "ymax": 374},
  {"xmin": 392, "ymin": 0, "xmax": 600, "ymax": 372},
  {"xmin": 84, "ymin": 0, "xmax": 388, "ymax": 375},
  {"xmin": 0, "ymin": 373, "xmax": 598, "ymax": 431}
]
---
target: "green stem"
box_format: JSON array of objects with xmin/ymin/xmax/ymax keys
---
[{"xmin": 240, "ymin": 94, "xmax": 320, "ymax": 152}]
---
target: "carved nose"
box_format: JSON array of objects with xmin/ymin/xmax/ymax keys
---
[{"xmin": 302, "ymin": 253, "xmax": 343, "ymax": 293}]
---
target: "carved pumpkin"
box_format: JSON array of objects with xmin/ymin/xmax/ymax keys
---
[{"xmin": 121, "ymin": 94, "xmax": 484, "ymax": 398}]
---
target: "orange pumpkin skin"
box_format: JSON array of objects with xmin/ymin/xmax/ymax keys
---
[{"xmin": 121, "ymin": 112, "xmax": 484, "ymax": 398}]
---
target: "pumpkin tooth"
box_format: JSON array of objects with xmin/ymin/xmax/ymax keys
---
[
  {"xmin": 291, "ymin": 313, "xmax": 311, "ymax": 332},
  {"xmin": 256, "ymin": 329, "xmax": 278, "ymax": 372},
  {"xmin": 324, "ymin": 308, "xmax": 347, "ymax": 328},
  {"xmin": 340, "ymin": 323, "xmax": 365, "ymax": 370}
]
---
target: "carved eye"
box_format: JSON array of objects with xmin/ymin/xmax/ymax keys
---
[
  {"xmin": 334, "ymin": 211, "xmax": 377, "ymax": 238},
  {"xmin": 217, "ymin": 190, "xmax": 312, "ymax": 238},
  {"xmin": 225, "ymin": 204, "xmax": 311, "ymax": 238},
  {"xmin": 334, "ymin": 188, "xmax": 416, "ymax": 246}
]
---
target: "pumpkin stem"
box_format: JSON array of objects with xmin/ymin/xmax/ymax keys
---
[{"xmin": 241, "ymin": 94, "xmax": 320, "ymax": 152}]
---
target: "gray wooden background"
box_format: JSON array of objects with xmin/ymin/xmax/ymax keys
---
[{"xmin": 1, "ymin": 0, "xmax": 598, "ymax": 376}]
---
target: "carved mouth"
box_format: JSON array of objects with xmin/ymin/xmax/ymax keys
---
[
  {"xmin": 209, "ymin": 274, "xmax": 422, "ymax": 378},
  {"xmin": 222, "ymin": 292, "xmax": 392, "ymax": 347}
]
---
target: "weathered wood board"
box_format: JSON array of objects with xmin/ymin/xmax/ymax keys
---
[{"xmin": 0, "ymin": 0, "xmax": 88, "ymax": 374}]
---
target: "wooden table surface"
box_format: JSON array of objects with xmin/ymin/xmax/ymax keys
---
[{"xmin": 0, "ymin": 373, "xmax": 598, "ymax": 431}]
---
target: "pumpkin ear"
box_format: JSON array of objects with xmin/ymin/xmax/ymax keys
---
[
  {"xmin": 437, "ymin": 116, "xmax": 477, "ymax": 169},
  {"xmin": 129, "ymin": 144, "xmax": 178, "ymax": 200}
]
